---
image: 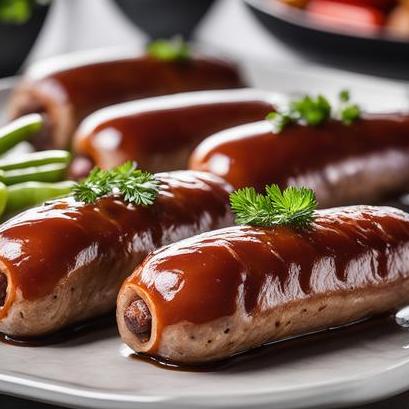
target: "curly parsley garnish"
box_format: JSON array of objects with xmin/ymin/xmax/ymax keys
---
[
  {"xmin": 230, "ymin": 185, "xmax": 317, "ymax": 228},
  {"xmin": 266, "ymin": 89, "xmax": 361, "ymax": 132},
  {"xmin": 147, "ymin": 37, "xmax": 190, "ymax": 61},
  {"xmin": 73, "ymin": 162, "xmax": 160, "ymax": 206}
]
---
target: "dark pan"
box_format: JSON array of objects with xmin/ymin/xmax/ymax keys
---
[{"xmin": 244, "ymin": 0, "xmax": 409, "ymax": 80}]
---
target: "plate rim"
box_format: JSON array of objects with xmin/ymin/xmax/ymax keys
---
[
  {"xmin": 1, "ymin": 71, "xmax": 409, "ymax": 409},
  {"xmin": 2, "ymin": 355, "xmax": 409, "ymax": 409}
]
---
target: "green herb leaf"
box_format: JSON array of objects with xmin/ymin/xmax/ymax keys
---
[
  {"xmin": 0, "ymin": 0, "xmax": 48, "ymax": 24},
  {"xmin": 340, "ymin": 104, "xmax": 361, "ymax": 125},
  {"xmin": 290, "ymin": 95, "xmax": 331, "ymax": 126},
  {"xmin": 266, "ymin": 111, "xmax": 292, "ymax": 133},
  {"xmin": 337, "ymin": 89, "xmax": 361, "ymax": 125},
  {"xmin": 72, "ymin": 162, "xmax": 160, "ymax": 206},
  {"xmin": 266, "ymin": 90, "xmax": 361, "ymax": 132},
  {"xmin": 265, "ymin": 185, "xmax": 317, "ymax": 226},
  {"xmin": 230, "ymin": 184, "xmax": 317, "ymax": 228},
  {"xmin": 339, "ymin": 89, "xmax": 350, "ymax": 103},
  {"xmin": 0, "ymin": 0, "xmax": 31, "ymax": 23},
  {"xmin": 266, "ymin": 94, "xmax": 331, "ymax": 133},
  {"xmin": 230, "ymin": 187, "xmax": 275, "ymax": 226},
  {"xmin": 147, "ymin": 38, "xmax": 190, "ymax": 61}
]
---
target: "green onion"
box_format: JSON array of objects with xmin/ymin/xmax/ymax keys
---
[
  {"xmin": 0, "ymin": 150, "xmax": 71, "ymax": 170},
  {"xmin": 0, "ymin": 114, "xmax": 43, "ymax": 154}
]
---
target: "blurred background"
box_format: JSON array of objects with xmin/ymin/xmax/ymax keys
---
[
  {"xmin": 1, "ymin": 0, "xmax": 409, "ymax": 81},
  {"xmin": 0, "ymin": 1, "xmax": 409, "ymax": 408}
]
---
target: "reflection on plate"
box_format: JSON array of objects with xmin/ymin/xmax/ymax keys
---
[{"xmin": 1, "ymin": 70, "xmax": 409, "ymax": 408}]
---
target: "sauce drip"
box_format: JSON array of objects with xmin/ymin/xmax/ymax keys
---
[
  {"xmin": 129, "ymin": 314, "xmax": 399, "ymax": 372},
  {"xmin": 0, "ymin": 313, "xmax": 115, "ymax": 347},
  {"xmin": 130, "ymin": 206, "xmax": 409, "ymax": 327}
]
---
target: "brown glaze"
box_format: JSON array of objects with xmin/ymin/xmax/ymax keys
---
[
  {"xmin": 0, "ymin": 170, "xmax": 233, "ymax": 339},
  {"xmin": 73, "ymin": 89, "xmax": 277, "ymax": 171},
  {"xmin": 189, "ymin": 115, "xmax": 409, "ymax": 207},
  {"xmin": 122, "ymin": 205, "xmax": 409, "ymax": 357},
  {"xmin": 129, "ymin": 206, "xmax": 409, "ymax": 325},
  {"xmin": 9, "ymin": 51, "xmax": 244, "ymax": 149},
  {"xmin": 0, "ymin": 171, "xmax": 231, "ymax": 303}
]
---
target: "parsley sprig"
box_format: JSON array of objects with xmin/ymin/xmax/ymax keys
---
[
  {"xmin": 147, "ymin": 37, "xmax": 190, "ymax": 61},
  {"xmin": 72, "ymin": 162, "xmax": 160, "ymax": 206},
  {"xmin": 230, "ymin": 185, "xmax": 317, "ymax": 228},
  {"xmin": 266, "ymin": 90, "xmax": 361, "ymax": 133}
]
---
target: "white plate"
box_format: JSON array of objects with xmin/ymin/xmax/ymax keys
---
[{"xmin": 1, "ymin": 62, "xmax": 409, "ymax": 409}]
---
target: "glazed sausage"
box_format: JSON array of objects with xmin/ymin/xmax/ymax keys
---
[
  {"xmin": 117, "ymin": 205, "xmax": 409, "ymax": 363},
  {"xmin": 0, "ymin": 171, "xmax": 232, "ymax": 337},
  {"xmin": 8, "ymin": 49, "xmax": 244, "ymax": 149},
  {"xmin": 72, "ymin": 89, "xmax": 280, "ymax": 174},
  {"xmin": 189, "ymin": 115, "xmax": 409, "ymax": 208}
]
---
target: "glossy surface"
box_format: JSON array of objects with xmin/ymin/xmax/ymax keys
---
[
  {"xmin": 3, "ymin": 65, "xmax": 409, "ymax": 409},
  {"xmin": 129, "ymin": 206, "xmax": 409, "ymax": 330},
  {"xmin": 74, "ymin": 89, "xmax": 276, "ymax": 170},
  {"xmin": 190, "ymin": 114, "xmax": 409, "ymax": 196},
  {"xmin": 35, "ymin": 56, "xmax": 243, "ymax": 123},
  {"xmin": 0, "ymin": 171, "xmax": 231, "ymax": 305},
  {"xmin": 10, "ymin": 50, "xmax": 244, "ymax": 148}
]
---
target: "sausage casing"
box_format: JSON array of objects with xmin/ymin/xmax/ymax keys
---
[
  {"xmin": 0, "ymin": 171, "xmax": 232, "ymax": 337},
  {"xmin": 73, "ymin": 89, "xmax": 279, "ymax": 172},
  {"xmin": 189, "ymin": 115, "xmax": 409, "ymax": 208},
  {"xmin": 8, "ymin": 50, "xmax": 244, "ymax": 149},
  {"xmin": 118, "ymin": 206, "xmax": 409, "ymax": 363}
]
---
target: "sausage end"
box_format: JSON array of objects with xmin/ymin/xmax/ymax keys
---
[
  {"xmin": 0, "ymin": 273, "xmax": 8, "ymax": 307},
  {"xmin": 124, "ymin": 299, "xmax": 152, "ymax": 343}
]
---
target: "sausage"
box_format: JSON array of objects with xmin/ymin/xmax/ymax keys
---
[
  {"xmin": 0, "ymin": 273, "xmax": 6, "ymax": 307},
  {"xmin": 8, "ymin": 49, "xmax": 244, "ymax": 150},
  {"xmin": 189, "ymin": 115, "xmax": 409, "ymax": 208},
  {"xmin": 117, "ymin": 205, "xmax": 409, "ymax": 363},
  {"xmin": 0, "ymin": 171, "xmax": 233, "ymax": 337},
  {"xmin": 124, "ymin": 300, "xmax": 152, "ymax": 343},
  {"xmin": 72, "ymin": 89, "xmax": 280, "ymax": 173}
]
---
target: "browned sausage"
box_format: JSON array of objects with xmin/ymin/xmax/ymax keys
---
[
  {"xmin": 0, "ymin": 273, "xmax": 6, "ymax": 307},
  {"xmin": 189, "ymin": 115, "xmax": 409, "ymax": 208},
  {"xmin": 117, "ymin": 205, "xmax": 409, "ymax": 363},
  {"xmin": 124, "ymin": 300, "xmax": 152, "ymax": 343},
  {"xmin": 0, "ymin": 171, "xmax": 232, "ymax": 337},
  {"xmin": 71, "ymin": 89, "xmax": 280, "ymax": 173},
  {"xmin": 8, "ymin": 49, "xmax": 244, "ymax": 149}
]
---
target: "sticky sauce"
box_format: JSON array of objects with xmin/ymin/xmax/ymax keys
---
[
  {"xmin": 34, "ymin": 56, "xmax": 244, "ymax": 126},
  {"xmin": 190, "ymin": 114, "xmax": 409, "ymax": 197},
  {"xmin": 0, "ymin": 313, "xmax": 115, "ymax": 347},
  {"xmin": 0, "ymin": 172, "xmax": 231, "ymax": 302},
  {"xmin": 129, "ymin": 313, "xmax": 404, "ymax": 372},
  {"xmin": 131, "ymin": 206, "xmax": 409, "ymax": 328}
]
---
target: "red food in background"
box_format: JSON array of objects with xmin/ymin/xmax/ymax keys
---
[
  {"xmin": 306, "ymin": 0, "xmax": 386, "ymax": 33},
  {"xmin": 323, "ymin": 0, "xmax": 397, "ymax": 11}
]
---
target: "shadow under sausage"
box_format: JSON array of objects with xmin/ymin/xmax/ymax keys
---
[
  {"xmin": 217, "ymin": 315, "xmax": 403, "ymax": 374},
  {"xmin": 0, "ymin": 313, "xmax": 118, "ymax": 348}
]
